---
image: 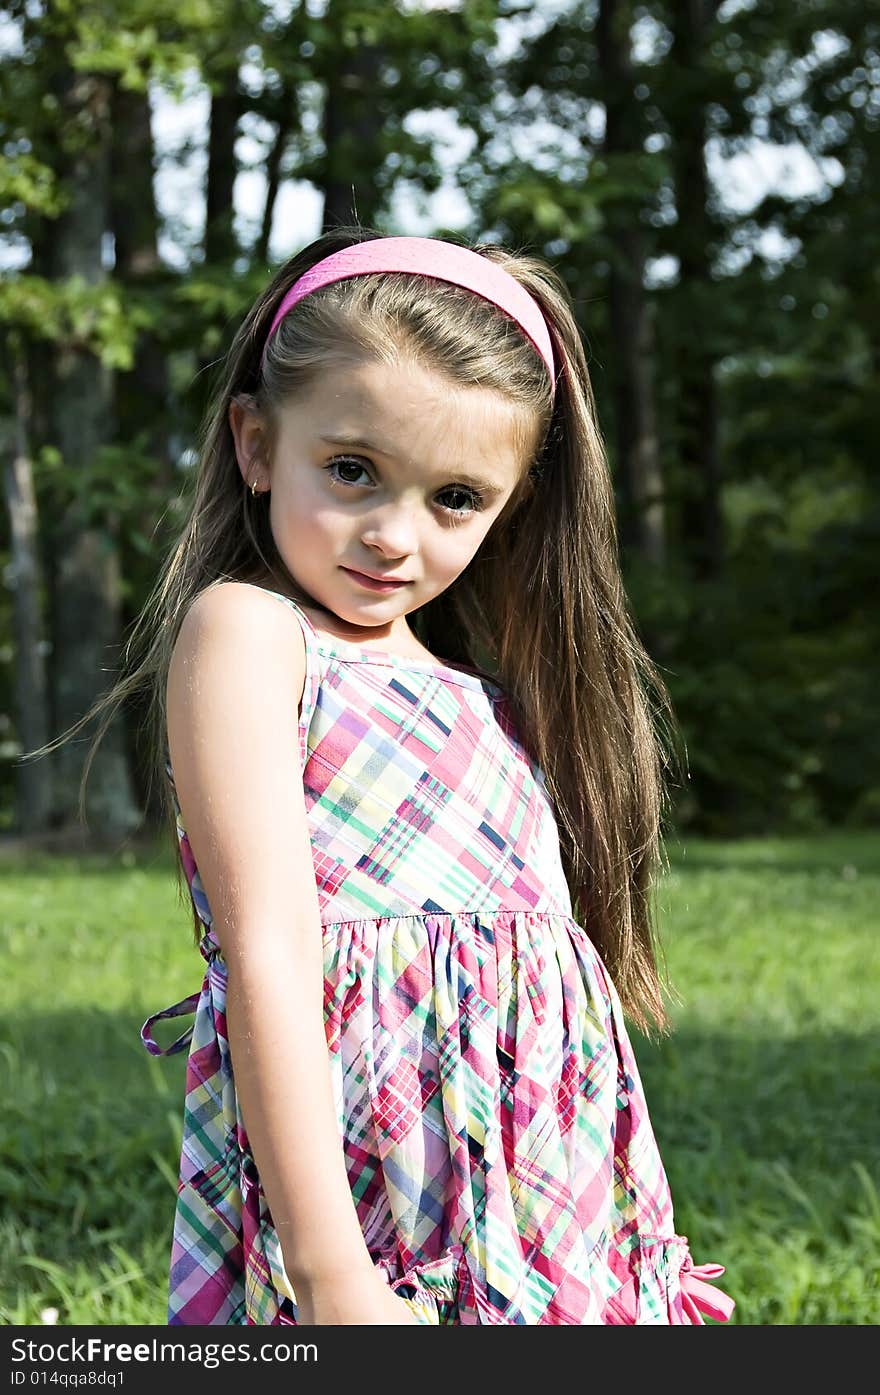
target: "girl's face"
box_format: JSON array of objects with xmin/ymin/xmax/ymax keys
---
[{"xmin": 230, "ymin": 356, "xmax": 533, "ymax": 643}]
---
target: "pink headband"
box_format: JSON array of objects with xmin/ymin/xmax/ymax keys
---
[{"xmin": 260, "ymin": 235, "xmax": 557, "ymax": 396}]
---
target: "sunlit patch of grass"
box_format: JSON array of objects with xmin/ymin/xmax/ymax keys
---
[{"xmin": 1, "ymin": 832, "xmax": 878, "ymax": 1323}]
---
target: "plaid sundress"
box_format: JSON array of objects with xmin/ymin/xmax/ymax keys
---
[{"xmin": 142, "ymin": 588, "xmax": 734, "ymax": 1326}]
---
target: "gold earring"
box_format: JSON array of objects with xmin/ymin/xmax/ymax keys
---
[{"xmin": 250, "ymin": 479, "xmax": 258, "ymax": 497}]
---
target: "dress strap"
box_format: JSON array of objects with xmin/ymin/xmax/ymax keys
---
[
  {"xmin": 252, "ymin": 588, "xmax": 321, "ymax": 770},
  {"xmin": 141, "ymin": 990, "xmax": 202, "ymax": 1057},
  {"xmin": 141, "ymin": 935, "xmax": 218, "ymax": 1058}
]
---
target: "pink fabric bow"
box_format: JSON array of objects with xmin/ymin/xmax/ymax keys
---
[{"xmin": 679, "ymin": 1254, "xmax": 736, "ymax": 1323}]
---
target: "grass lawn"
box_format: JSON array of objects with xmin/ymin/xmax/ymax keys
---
[{"xmin": 1, "ymin": 827, "xmax": 877, "ymax": 1325}]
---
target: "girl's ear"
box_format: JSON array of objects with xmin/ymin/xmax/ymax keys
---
[{"xmin": 228, "ymin": 394, "xmax": 268, "ymax": 489}]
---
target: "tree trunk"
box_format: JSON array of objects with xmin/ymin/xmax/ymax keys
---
[
  {"xmin": 109, "ymin": 78, "xmax": 175, "ymax": 829},
  {"xmin": 3, "ymin": 335, "xmax": 53, "ymax": 833},
  {"xmin": 194, "ymin": 66, "xmax": 242, "ymax": 396},
  {"xmin": 109, "ymin": 79, "xmax": 175, "ymax": 490},
  {"xmin": 669, "ymin": 0, "xmax": 724, "ymax": 580},
  {"xmin": 46, "ymin": 65, "xmax": 141, "ymax": 839},
  {"xmin": 321, "ymin": 7, "xmax": 387, "ymax": 231},
  {"xmin": 597, "ymin": 0, "xmax": 666, "ymax": 568},
  {"xmin": 205, "ymin": 79, "xmax": 240, "ymax": 264},
  {"xmin": 608, "ymin": 260, "xmax": 665, "ymax": 566},
  {"xmin": 257, "ymin": 107, "xmax": 292, "ymax": 266}
]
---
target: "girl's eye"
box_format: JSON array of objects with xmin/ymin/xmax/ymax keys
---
[
  {"xmin": 324, "ymin": 456, "xmax": 486, "ymax": 516},
  {"xmin": 437, "ymin": 485, "xmax": 485, "ymax": 516},
  {"xmin": 325, "ymin": 455, "xmax": 371, "ymax": 486}
]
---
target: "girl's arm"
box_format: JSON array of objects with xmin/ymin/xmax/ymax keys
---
[{"xmin": 166, "ymin": 583, "xmax": 375, "ymax": 1292}]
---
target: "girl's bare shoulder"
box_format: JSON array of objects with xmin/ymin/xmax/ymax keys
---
[
  {"xmin": 184, "ymin": 577, "xmax": 298, "ymax": 620},
  {"xmin": 168, "ymin": 580, "xmax": 308, "ymax": 726}
]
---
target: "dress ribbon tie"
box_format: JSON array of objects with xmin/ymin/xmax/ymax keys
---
[
  {"xmin": 140, "ymin": 936, "xmax": 218, "ymax": 1057},
  {"xmin": 679, "ymin": 1255, "xmax": 736, "ymax": 1323},
  {"xmin": 141, "ymin": 990, "xmax": 202, "ymax": 1057}
]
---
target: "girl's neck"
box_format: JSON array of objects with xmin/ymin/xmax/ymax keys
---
[{"xmin": 255, "ymin": 584, "xmax": 436, "ymax": 662}]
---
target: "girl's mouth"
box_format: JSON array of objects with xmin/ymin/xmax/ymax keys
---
[{"xmin": 341, "ymin": 567, "xmax": 411, "ymax": 592}]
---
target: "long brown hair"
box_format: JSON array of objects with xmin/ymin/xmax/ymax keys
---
[{"xmin": 19, "ymin": 224, "xmax": 682, "ymax": 1034}]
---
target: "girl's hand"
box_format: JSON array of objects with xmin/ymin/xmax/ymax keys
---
[{"xmin": 295, "ymin": 1265, "xmax": 421, "ymax": 1325}]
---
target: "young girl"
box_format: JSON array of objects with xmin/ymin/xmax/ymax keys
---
[{"xmin": 139, "ymin": 228, "xmax": 734, "ymax": 1326}]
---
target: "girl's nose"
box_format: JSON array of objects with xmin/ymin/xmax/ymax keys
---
[{"xmin": 360, "ymin": 506, "xmax": 419, "ymax": 558}]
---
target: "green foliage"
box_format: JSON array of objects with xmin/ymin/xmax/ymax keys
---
[
  {"xmin": 628, "ymin": 487, "xmax": 880, "ymax": 835},
  {"xmin": 43, "ymin": 0, "xmax": 223, "ymax": 92},
  {"xmin": 0, "ymin": 0, "xmax": 876, "ymax": 842},
  {"xmin": 0, "ymin": 153, "xmax": 66, "ymax": 218},
  {"xmin": 0, "ymin": 831, "xmax": 877, "ymax": 1323},
  {"xmin": 0, "ymin": 276, "xmax": 143, "ymax": 368}
]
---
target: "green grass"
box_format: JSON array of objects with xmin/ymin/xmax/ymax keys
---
[{"xmin": 1, "ymin": 829, "xmax": 878, "ymax": 1324}]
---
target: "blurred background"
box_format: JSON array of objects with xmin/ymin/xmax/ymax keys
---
[{"xmin": 1, "ymin": 0, "xmax": 877, "ymax": 1326}]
